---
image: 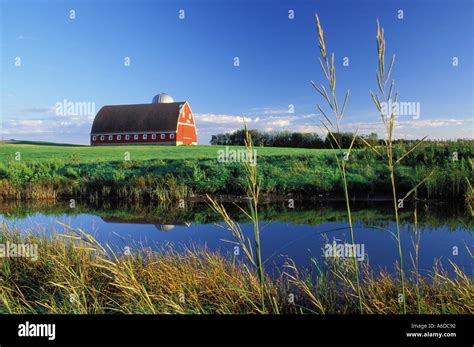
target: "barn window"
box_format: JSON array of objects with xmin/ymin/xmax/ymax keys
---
[
  {"xmin": 117, "ymin": 135, "xmax": 122, "ymax": 140},
  {"xmin": 92, "ymin": 136, "xmax": 97, "ymax": 141},
  {"xmin": 170, "ymin": 133, "xmax": 175, "ymax": 140},
  {"xmin": 152, "ymin": 134, "xmax": 156, "ymax": 140},
  {"xmin": 108, "ymin": 135, "xmax": 113, "ymax": 141},
  {"xmin": 125, "ymin": 135, "xmax": 130, "ymax": 140},
  {"xmin": 134, "ymin": 134, "xmax": 139, "ymax": 140},
  {"xmin": 143, "ymin": 134, "xmax": 147, "ymax": 140},
  {"xmin": 188, "ymin": 114, "xmax": 191, "ymax": 119},
  {"xmin": 161, "ymin": 133, "xmax": 166, "ymax": 139},
  {"xmin": 100, "ymin": 135, "xmax": 104, "ymax": 141}
]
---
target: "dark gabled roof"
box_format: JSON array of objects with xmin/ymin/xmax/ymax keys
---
[{"xmin": 91, "ymin": 102, "xmax": 185, "ymax": 134}]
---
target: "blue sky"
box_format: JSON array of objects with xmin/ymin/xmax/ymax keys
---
[{"xmin": 1, "ymin": 0, "xmax": 472, "ymax": 144}]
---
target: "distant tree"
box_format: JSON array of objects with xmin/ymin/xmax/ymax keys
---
[
  {"xmin": 325, "ymin": 132, "xmax": 356, "ymax": 149},
  {"xmin": 211, "ymin": 129, "xmax": 357, "ymax": 148},
  {"xmin": 291, "ymin": 132, "xmax": 304, "ymax": 147},
  {"xmin": 210, "ymin": 133, "xmax": 232, "ymax": 145},
  {"xmin": 363, "ymin": 132, "xmax": 379, "ymax": 147},
  {"xmin": 355, "ymin": 132, "xmax": 380, "ymax": 148}
]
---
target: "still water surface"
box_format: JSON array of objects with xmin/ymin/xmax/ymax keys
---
[{"xmin": 1, "ymin": 200, "xmax": 472, "ymax": 276}]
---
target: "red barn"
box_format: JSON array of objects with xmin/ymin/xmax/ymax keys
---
[{"xmin": 90, "ymin": 93, "xmax": 197, "ymax": 146}]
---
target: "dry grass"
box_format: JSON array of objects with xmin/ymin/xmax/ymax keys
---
[
  {"xmin": 0, "ymin": 180, "xmax": 59, "ymax": 201},
  {"xmin": 284, "ymin": 247, "xmax": 473, "ymax": 314},
  {"xmin": 0, "ymin": 225, "xmax": 281, "ymax": 314},
  {"xmin": 0, "ymin": 225, "xmax": 472, "ymax": 315}
]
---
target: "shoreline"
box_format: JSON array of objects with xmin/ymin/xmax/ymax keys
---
[
  {"xmin": 1, "ymin": 143, "xmax": 472, "ymax": 202},
  {"xmin": 1, "ymin": 226, "xmax": 471, "ymax": 314},
  {"xmin": 0, "ymin": 191, "xmax": 465, "ymax": 203}
]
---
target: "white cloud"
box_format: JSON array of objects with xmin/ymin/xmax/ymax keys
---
[
  {"xmin": 291, "ymin": 125, "xmax": 326, "ymax": 135},
  {"xmin": 264, "ymin": 118, "xmax": 292, "ymax": 127},
  {"xmin": 16, "ymin": 35, "xmax": 37, "ymax": 41},
  {"xmin": 16, "ymin": 120, "xmax": 44, "ymax": 127},
  {"xmin": 344, "ymin": 118, "xmax": 472, "ymax": 132},
  {"xmin": 0, "ymin": 120, "xmax": 48, "ymax": 135},
  {"xmin": 249, "ymin": 106, "xmax": 297, "ymax": 116},
  {"xmin": 340, "ymin": 118, "xmax": 474, "ymax": 139},
  {"xmin": 21, "ymin": 107, "xmax": 55, "ymax": 114},
  {"xmin": 261, "ymin": 108, "xmax": 291, "ymax": 115},
  {"xmin": 194, "ymin": 114, "xmax": 252, "ymax": 124},
  {"xmin": 397, "ymin": 118, "xmax": 467, "ymax": 128},
  {"xmin": 0, "ymin": 112, "xmax": 93, "ymax": 139},
  {"xmin": 195, "ymin": 113, "xmax": 296, "ymax": 130}
]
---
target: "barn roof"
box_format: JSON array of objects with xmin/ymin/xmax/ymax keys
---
[{"xmin": 91, "ymin": 102, "xmax": 185, "ymax": 134}]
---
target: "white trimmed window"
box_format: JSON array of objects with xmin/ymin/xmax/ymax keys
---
[
  {"xmin": 143, "ymin": 134, "xmax": 147, "ymax": 140},
  {"xmin": 108, "ymin": 135, "xmax": 113, "ymax": 141},
  {"xmin": 117, "ymin": 135, "xmax": 122, "ymax": 140},
  {"xmin": 125, "ymin": 134, "xmax": 130, "ymax": 140},
  {"xmin": 100, "ymin": 135, "xmax": 104, "ymax": 141},
  {"xmin": 161, "ymin": 133, "xmax": 166, "ymax": 139},
  {"xmin": 92, "ymin": 136, "xmax": 97, "ymax": 141},
  {"xmin": 134, "ymin": 134, "xmax": 139, "ymax": 140},
  {"xmin": 188, "ymin": 113, "xmax": 191, "ymax": 119},
  {"xmin": 152, "ymin": 134, "xmax": 156, "ymax": 140},
  {"xmin": 170, "ymin": 133, "xmax": 175, "ymax": 140}
]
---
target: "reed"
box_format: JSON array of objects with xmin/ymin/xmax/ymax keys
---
[
  {"xmin": 312, "ymin": 14, "xmax": 363, "ymax": 313},
  {"xmin": 409, "ymin": 196, "xmax": 422, "ymax": 313},
  {"xmin": 1, "ymin": 224, "xmax": 472, "ymax": 314},
  {"xmin": 207, "ymin": 126, "xmax": 275, "ymax": 311},
  {"xmin": 286, "ymin": 238, "xmax": 473, "ymax": 314},
  {"xmin": 359, "ymin": 20, "xmax": 434, "ymax": 314},
  {"xmin": 0, "ymin": 224, "xmax": 280, "ymax": 314}
]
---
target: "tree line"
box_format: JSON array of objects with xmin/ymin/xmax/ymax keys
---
[{"xmin": 210, "ymin": 129, "xmax": 380, "ymax": 149}]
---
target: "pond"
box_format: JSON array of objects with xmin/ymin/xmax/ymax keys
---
[{"xmin": 0, "ymin": 199, "xmax": 472, "ymax": 277}]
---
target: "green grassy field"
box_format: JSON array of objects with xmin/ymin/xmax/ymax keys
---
[
  {"xmin": 0, "ymin": 141, "xmax": 331, "ymax": 162},
  {"xmin": 0, "ymin": 140, "xmax": 472, "ymax": 201}
]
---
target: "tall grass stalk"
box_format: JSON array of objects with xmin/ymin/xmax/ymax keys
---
[
  {"xmin": 410, "ymin": 198, "xmax": 422, "ymax": 314},
  {"xmin": 243, "ymin": 129, "xmax": 265, "ymax": 288},
  {"xmin": 364, "ymin": 20, "xmax": 409, "ymax": 313},
  {"xmin": 207, "ymin": 126, "xmax": 274, "ymax": 311},
  {"xmin": 361, "ymin": 20, "xmax": 434, "ymax": 314},
  {"xmin": 312, "ymin": 14, "xmax": 363, "ymax": 313}
]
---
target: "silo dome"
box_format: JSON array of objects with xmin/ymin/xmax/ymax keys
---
[{"xmin": 152, "ymin": 93, "xmax": 174, "ymax": 104}]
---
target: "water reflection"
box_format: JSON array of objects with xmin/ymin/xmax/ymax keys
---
[
  {"xmin": 99, "ymin": 216, "xmax": 191, "ymax": 232},
  {"xmin": 0, "ymin": 199, "xmax": 472, "ymax": 276}
]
